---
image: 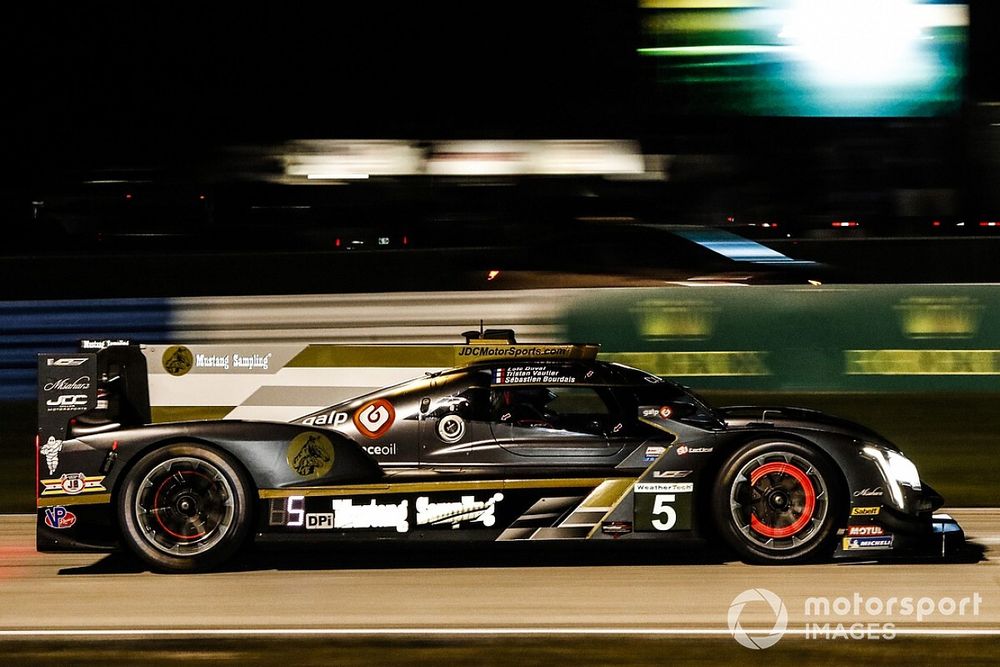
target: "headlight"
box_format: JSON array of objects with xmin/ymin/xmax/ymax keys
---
[
  {"xmin": 885, "ymin": 449, "xmax": 921, "ymax": 490},
  {"xmin": 862, "ymin": 445, "xmax": 922, "ymax": 510}
]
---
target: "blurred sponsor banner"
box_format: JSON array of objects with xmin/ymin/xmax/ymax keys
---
[
  {"xmin": 8, "ymin": 286, "xmax": 1000, "ymax": 410},
  {"xmin": 565, "ymin": 285, "xmax": 1000, "ymax": 391}
]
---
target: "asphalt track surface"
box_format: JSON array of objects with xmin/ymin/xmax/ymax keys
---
[{"xmin": 0, "ymin": 509, "xmax": 998, "ymax": 638}]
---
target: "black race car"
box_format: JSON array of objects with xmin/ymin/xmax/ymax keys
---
[{"xmin": 36, "ymin": 335, "xmax": 962, "ymax": 572}]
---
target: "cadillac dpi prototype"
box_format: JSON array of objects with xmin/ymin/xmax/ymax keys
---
[{"xmin": 36, "ymin": 334, "xmax": 962, "ymax": 571}]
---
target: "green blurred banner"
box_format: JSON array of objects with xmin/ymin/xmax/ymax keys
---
[{"xmin": 565, "ymin": 285, "xmax": 1000, "ymax": 391}]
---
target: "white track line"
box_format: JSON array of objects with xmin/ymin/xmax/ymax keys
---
[{"xmin": 0, "ymin": 628, "xmax": 998, "ymax": 638}]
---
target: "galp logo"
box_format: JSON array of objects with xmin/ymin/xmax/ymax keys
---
[
  {"xmin": 728, "ymin": 588, "xmax": 788, "ymax": 650},
  {"xmin": 354, "ymin": 399, "xmax": 395, "ymax": 439}
]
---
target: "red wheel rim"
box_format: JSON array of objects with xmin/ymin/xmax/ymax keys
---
[{"xmin": 748, "ymin": 461, "xmax": 816, "ymax": 539}]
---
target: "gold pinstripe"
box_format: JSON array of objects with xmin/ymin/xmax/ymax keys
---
[
  {"xmin": 258, "ymin": 477, "xmax": 618, "ymax": 499},
  {"xmin": 36, "ymin": 493, "xmax": 113, "ymax": 508}
]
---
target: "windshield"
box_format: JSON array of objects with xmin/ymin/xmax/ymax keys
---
[{"xmin": 628, "ymin": 380, "xmax": 723, "ymax": 429}]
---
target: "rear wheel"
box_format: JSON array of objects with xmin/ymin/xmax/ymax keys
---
[
  {"xmin": 118, "ymin": 443, "xmax": 252, "ymax": 572},
  {"xmin": 712, "ymin": 440, "xmax": 842, "ymax": 563}
]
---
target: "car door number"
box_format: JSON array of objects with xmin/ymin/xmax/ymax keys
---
[
  {"xmin": 651, "ymin": 494, "xmax": 677, "ymax": 531},
  {"xmin": 634, "ymin": 489, "xmax": 690, "ymax": 532}
]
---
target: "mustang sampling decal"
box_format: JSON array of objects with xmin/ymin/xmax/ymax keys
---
[{"xmin": 415, "ymin": 493, "xmax": 504, "ymax": 528}]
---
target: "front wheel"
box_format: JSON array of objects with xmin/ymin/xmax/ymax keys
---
[
  {"xmin": 712, "ymin": 440, "xmax": 843, "ymax": 564},
  {"xmin": 117, "ymin": 443, "xmax": 253, "ymax": 572}
]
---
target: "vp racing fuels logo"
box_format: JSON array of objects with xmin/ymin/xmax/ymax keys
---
[
  {"xmin": 286, "ymin": 432, "xmax": 335, "ymax": 479},
  {"xmin": 43, "ymin": 506, "xmax": 77, "ymax": 529},
  {"xmin": 353, "ymin": 399, "xmax": 395, "ymax": 439},
  {"xmin": 728, "ymin": 588, "xmax": 788, "ymax": 650},
  {"xmin": 162, "ymin": 345, "xmax": 194, "ymax": 376}
]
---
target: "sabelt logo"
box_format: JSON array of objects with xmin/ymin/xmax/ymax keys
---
[{"xmin": 851, "ymin": 506, "xmax": 881, "ymax": 516}]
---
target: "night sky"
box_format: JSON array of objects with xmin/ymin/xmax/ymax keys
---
[
  {"xmin": 6, "ymin": 3, "xmax": 636, "ymax": 162},
  {"xmin": 3, "ymin": 1, "xmax": 999, "ymax": 212}
]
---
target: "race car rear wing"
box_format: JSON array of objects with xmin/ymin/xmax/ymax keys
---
[{"xmin": 37, "ymin": 344, "xmax": 150, "ymax": 447}]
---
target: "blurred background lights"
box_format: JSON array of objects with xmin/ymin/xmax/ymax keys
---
[{"xmin": 781, "ymin": 0, "xmax": 923, "ymax": 87}]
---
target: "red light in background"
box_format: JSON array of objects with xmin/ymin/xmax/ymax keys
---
[
  {"xmin": 726, "ymin": 216, "xmax": 735, "ymax": 223},
  {"xmin": 335, "ymin": 238, "xmax": 341, "ymax": 247},
  {"xmin": 125, "ymin": 193, "xmax": 132, "ymax": 200},
  {"xmin": 832, "ymin": 221, "xmax": 858, "ymax": 228},
  {"xmin": 112, "ymin": 441, "xmax": 118, "ymax": 451},
  {"xmin": 402, "ymin": 235, "xmax": 409, "ymax": 245},
  {"xmin": 932, "ymin": 221, "xmax": 941, "ymax": 227},
  {"xmin": 198, "ymin": 194, "xmax": 206, "ymax": 201},
  {"xmin": 979, "ymin": 221, "xmax": 998, "ymax": 227}
]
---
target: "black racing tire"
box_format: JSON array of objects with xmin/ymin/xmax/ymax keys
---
[
  {"xmin": 712, "ymin": 440, "xmax": 843, "ymax": 564},
  {"xmin": 117, "ymin": 443, "xmax": 253, "ymax": 573}
]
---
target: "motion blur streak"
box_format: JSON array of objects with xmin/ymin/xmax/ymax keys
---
[{"xmin": 274, "ymin": 140, "xmax": 651, "ymax": 182}]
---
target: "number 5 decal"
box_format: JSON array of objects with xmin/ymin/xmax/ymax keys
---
[{"xmin": 651, "ymin": 494, "xmax": 677, "ymax": 531}]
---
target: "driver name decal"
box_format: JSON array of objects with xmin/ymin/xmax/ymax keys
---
[{"xmin": 494, "ymin": 366, "xmax": 577, "ymax": 384}]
